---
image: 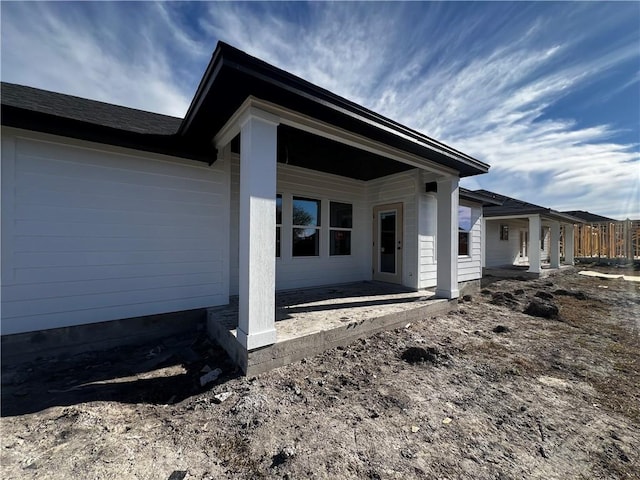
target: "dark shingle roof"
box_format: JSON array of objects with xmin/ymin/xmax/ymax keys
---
[
  {"xmin": 475, "ymin": 190, "xmax": 583, "ymax": 223},
  {"xmin": 1, "ymin": 82, "xmax": 181, "ymax": 135},
  {"xmin": 0, "ymin": 41, "xmax": 489, "ymax": 178},
  {"xmin": 1, "ymin": 82, "xmax": 215, "ymax": 161},
  {"xmin": 562, "ymin": 210, "xmax": 617, "ymax": 223},
  {"xmin": 459, "ymin": 187, "xmax": 502, "ymax": 206}
]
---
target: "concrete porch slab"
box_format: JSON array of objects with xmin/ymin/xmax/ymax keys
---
[{"xmin": 207, "ymin": 282, "xmax": 455, "ymax": 375}]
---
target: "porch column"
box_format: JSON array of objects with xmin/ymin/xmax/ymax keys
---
[
  {"xmin": 565, "ymin": 223, "xmax": 575, "ymax": 265},
  {"xmin": 527, "ymin": 214, "xmax": 541, "ymax": 274},
  {"xmin": 550, "ymin": 221, "xmax": 560, "ymax": 268},
  {"xmin": 237, "ymin": 108, "xmax": 279, "ymax": 350},
  {"xmin": 436, "ymin": 176, "xmax": 459, "ymax": 299}
]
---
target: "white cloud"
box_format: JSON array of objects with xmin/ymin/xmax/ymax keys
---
[
  {"xmin": 1, "ymin": 2, "xmax": 638, "ymax": 218},
  {"xmin": 197, "ymin": 3, "xmax": 639, "ymax": 219},
  {"xmin": 1, "ymin": 2, "xmax": 191, "ymax": 117}
]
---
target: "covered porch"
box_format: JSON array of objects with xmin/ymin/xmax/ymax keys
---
[
  {"xmin": 212, "ymin": 101, "xmax": 466, "ymax": 372},
  {"xmin": 484, "ymin": 214, "xmax": 578, "ymax": 275},
  {"xmin": 207, "ymin": 281, "xmax": 454, "ymax": 375},
  {"xmin": 183, "ymin": 43, "xmax": 488, "ymax": 372}
]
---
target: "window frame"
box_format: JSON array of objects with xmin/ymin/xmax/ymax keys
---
[
  {"xmin": 292, "ymin": 196, "xmax": 321, "ymax": 257},
  {"xmin": 275, "ymin": 194, "xmax": 282, "ymax": 258},
  {"xmin": 329, "ymin": 201, "xmax": 353, "ymax": 256},
  {"xmin": 458, "ymin": 205, "xmax": 472, "ymax": 257},
  {"xmin": 500, "ymin": 224, "xmax": 509, "ymax": 241}
]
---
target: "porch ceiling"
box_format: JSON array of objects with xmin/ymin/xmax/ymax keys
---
[{"xmin": 230, "ymin": 125, "xmax": 415, "ymax": 181}]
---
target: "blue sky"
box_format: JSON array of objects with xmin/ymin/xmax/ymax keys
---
[{"xmin": 2, "ymin": 1, "xmax": 639, "ymax": 219}]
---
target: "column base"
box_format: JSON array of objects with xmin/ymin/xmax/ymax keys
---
[
  {"xmin": 237, "ymin": 327, "xmax": 277, "ymax": 351},
  {"xmin": 435, "ymin": 288, "xmax": 460, "ymax": 300}
]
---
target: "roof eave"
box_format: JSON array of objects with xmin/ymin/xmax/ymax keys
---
[{"xmin": 178, "ymin": 42, "xmax": 489, "ymax": 177}]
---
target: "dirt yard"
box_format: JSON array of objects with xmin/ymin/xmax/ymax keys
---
[{"xmin": 1, "ymin": 267, "xmax": 639, "ymax": 479}]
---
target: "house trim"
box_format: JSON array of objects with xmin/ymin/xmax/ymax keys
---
[{"xmin": 215, "ymin": 97, "xmax": 460, "ymax": 177}]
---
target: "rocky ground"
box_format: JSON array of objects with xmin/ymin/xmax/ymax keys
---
[{"xmin": 1, "ymin": 267, "xmax": 639, "ymax": 479}]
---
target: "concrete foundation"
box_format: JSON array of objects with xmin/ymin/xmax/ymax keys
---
[
  {"xmin": 1, "ymin": 309, "xmax": 205, "ymax": 365},
  {"xmin": 207, "ymin": 282, "xmax": 456, "ymax": 375},
  {"xmin": 483, "ymin": 264, "xmax": 576, "ymax": 280},
  {"xmin": 458, "ymin": 279, "xmax": 481, "ymax": 297}
]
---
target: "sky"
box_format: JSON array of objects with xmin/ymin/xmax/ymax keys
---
[{"xmin": 2, "ymin": 1, "xmax": 639, "ymax": 219}]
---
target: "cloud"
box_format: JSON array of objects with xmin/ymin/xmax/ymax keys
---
[
  {"xmin": 1, "ymin": 2, "xmax": 638, "ymax": 218},
  {"xmin": 1, "ymin": 2, "xmax": 192, "ymax": 117},
  {"xmin": 198, "ymin": 2, "xmax": 639, "ymax": 219}
]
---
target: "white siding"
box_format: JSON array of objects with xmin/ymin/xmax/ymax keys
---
[
  {"xmin": 418, "ymin": 195, "xmax": 483, "ymax": 288},
  {"xmin": 458, "ymin": 201, "xmax": 482, "ymax": 283},
  {"xmin": 418, "ymin": 193, "xmax": 437, "ymax": 288},
  {"xmin": 484, "ymin": 219, "xmax": 552, "ymax": 267},
  {"xmin": 229, "ymin": 156, "xmax": 369, "ymax": 293},
  {"xmin": 485, "ymin": 220, "xmax": 523, "ymax": 266},
  {"xmin": 1, "ymin": 129, "xmax": 229, "ymax": 335},
  {"xmin": 368, "ymin": 170, "xmax": 420, "ymax": 289}
]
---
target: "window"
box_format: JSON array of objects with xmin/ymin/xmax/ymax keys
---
[
  {"xmin": 330, "ymin": 202, "xmax": 352, "ymax": 255},
  {"xmin": 292, "ymin": 196, "xmax": 321, "ymax": 256},
  {"xmin": 500, "ymin": 224, "xmax": 509, "ymax": 241},
  {"xmin": 458, "ymin": 206, "xmax": 472, "ymax": 256},
  {"xmin": 275, "ymin": 195, "xmax": 282, "ymax": 257}
]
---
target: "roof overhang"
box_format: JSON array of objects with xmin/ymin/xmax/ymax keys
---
[
  {"xmin": 180, "ymin": 42, "xmax": 489, "ymax": 178},
  {"xmin": 484, "ymin": 211, "xmax": 585, "ymax": 224},
  {"xmin": 459, "ymin": 187, "xmax": 503, "ymax": 206},
  {"xmin": 1, "ymin": 104, "xmax": 217, "ymax": 162}
]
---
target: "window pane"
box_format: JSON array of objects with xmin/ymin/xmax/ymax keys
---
[
  {"xmin": 330, "ymin": 230, "xmax": 351, "ymax": 256},
  {"xmin": 458, "ymin": 206, "xmax": 472, "ymax": 232},
  {"xmin": 276, "ymin": 226, "xmax": 281, "ymax": 257},
  {"xmin": 276, "ymin": 195, "xmax": 282, "ymax": 225},
  {"xmin": 292, "ymin": 197, "xmax": 320, "ymax": 226},
  {"xmin": 293, "ymin": 228, "xmax": 319, "ymax": 256},
  {"xmin": 330, "ymin": 202, "xmax": 352, "ymax": 228},
  {"xmin": 459, "ymin": 231, "xmax": 469, "ymax": 256}
]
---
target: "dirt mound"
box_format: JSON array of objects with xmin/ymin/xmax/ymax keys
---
[
  {"xmin": 400, "ymin": 346, "xmax": 444, "ymax": 364},
  {"xmin": 554, "ymin": 289, "xmax": 588, "ymax": 300},
  {"xmin": 490, "ymin": 291, "xmax": 519, "ymax": 307},
  {"xmin": 535, "ymin": 291, "xmax": 554, "ymax": 300},
  {"xmin": 524, "ymin": 298, "xmax": 559, "ymax": 319}
]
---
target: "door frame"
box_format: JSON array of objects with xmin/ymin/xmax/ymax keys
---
[
  {"xmin": 519, "ymin": 229, "xmax": 529, "ymax": 260},
  {"xmin": 372, "ymin": 202, "xmax": 403, "ymax": 284}
]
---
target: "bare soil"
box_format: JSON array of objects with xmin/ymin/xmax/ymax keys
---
[{"xmin": 2, "ymin": 268, "xmax": 639, "ymax": 479}]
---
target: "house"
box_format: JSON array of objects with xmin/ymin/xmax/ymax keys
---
[
  {"xmin": 476, "ymin": 190, "xmax": 584, "ymax": 274},
  {"xmin": 562, "ymin": 211, "xmax": 617, "ymax": 223},
  {"xmin": 1, "ymin": 42, "xmax": 489, "ymax": 369}
]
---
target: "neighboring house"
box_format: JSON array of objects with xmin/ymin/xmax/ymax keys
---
[
  {"xmin": 476, "ymin": 190, "xmax": 583, "ymax": 273},
  {"xmin": 1, "ymin": 42, "xmax": 489, "ymax": 358},
  {"xmin": 562, "ymin": 211, "xmax": 617, "ymax": 223}
]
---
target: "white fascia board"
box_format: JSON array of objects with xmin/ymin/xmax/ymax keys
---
[{"xmin": 213, "ymin": 97, "xmax": 459, "ymax": 177}]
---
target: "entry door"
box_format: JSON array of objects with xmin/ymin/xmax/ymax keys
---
[
  {"xmin": 519, "ymin": 230, "xmax": 529, "ymax": 258},
  {"xmin": 373, "ymin": 203, "xmax": 403, "ymax": 284}
]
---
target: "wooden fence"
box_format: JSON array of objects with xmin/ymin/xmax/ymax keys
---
[{"xmin": 566, "ymin": 220, "xmax": 640, "ymax": 261}]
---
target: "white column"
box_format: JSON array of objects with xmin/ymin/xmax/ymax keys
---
[
  {"xmin": 550, "ymin": 221, "xmax": 560, "ymax": 268},
  {"xmin": 436, "ymin": 176, "xmax": 459, "ymax": 299},
  {"xmin": 527, "ymin": 215, "xmax": 541, "ymax": 274},
  {"xmin": 565, "ymin": 223, "xmax": 575, "ymax": 265},
  {"xmin": 237, "ymin": 108, "xmax": 279, "ymax": 350}
]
